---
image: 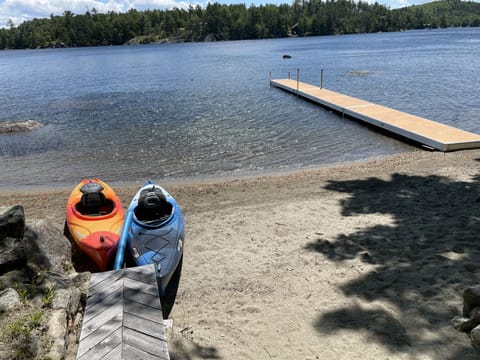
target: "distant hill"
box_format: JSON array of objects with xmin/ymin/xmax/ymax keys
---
[{"xmin": 391, "ymin": 0, "xmax": 480, "ymax": 28}]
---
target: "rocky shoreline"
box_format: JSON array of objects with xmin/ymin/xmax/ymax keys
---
[{"xmin": 0, "ymin": 205, "xmax": 88, "ymax": 359}]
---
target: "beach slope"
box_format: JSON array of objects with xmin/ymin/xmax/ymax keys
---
[{"xmin": 2, "ymin": 150, "xmax": 480, "ymax": 359}]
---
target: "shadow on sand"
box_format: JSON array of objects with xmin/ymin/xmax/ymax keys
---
[{"xmin": 306, "ymin": 171, "xmax": 480, "ymax": 359}]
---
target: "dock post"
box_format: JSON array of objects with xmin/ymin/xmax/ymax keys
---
[
  {"xmin": 288, "ymin": 72, "xmax": 291, "ymax": 80},
  {"xmin": 269, "ymin": 71, "xmax": 272, "ymax": 87},
  {"xmin": 296, "ymin": 68, "xmax": 299, "ymax": 92},
  {"xmin": 320, "ymin": 69, "xmax": 323, "ymax": 89}
]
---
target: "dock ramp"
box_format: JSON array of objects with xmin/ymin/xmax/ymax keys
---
[{"xmin": 77, "ymin": 264, "xmax": 169, "ymax": 360}]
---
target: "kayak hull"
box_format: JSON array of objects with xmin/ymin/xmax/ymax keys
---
[
  {"xmin": 125, "ymin": 182, "xmax": 184, "ymax": 296},
  {"xmin": 66, "ymin": 178, "xmax": 124, "ymax": 271}
]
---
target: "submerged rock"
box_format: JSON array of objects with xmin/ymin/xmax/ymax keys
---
[
  {"xmin": 347, "ymin": 70, "xmax": 374, "ymax": 76},
  {"xmin": 0, "ymin": 120, "xmax": 43, "ymax": 134}
]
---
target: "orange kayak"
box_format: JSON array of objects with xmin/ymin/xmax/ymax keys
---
[{"xmin": 66, "ymin": 178, "xmax": 124, "ymax": 271}]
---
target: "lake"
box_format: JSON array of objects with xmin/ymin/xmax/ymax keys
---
[{"xmin": 1, "ymin": 27, "xmax": 479, "ymax": 187}]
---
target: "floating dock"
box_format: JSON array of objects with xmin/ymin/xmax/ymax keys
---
[
  {"xmin": 270, "ymin": 78, "xmax": 480, "ymax": 152},
  {"xmin": 77, "ymin": 264, "xmax": 169, "ymax": 360}
]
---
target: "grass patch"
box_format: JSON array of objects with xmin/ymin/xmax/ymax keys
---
[
  {"xmin": 42, "ymin": 287, "xmax": 56, "ymax": 308},
  {"xmin": 1, "ymin": 308, "xmax": 45, "ymax": 359}
]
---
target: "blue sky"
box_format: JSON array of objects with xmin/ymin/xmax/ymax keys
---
[{"xmin": 0, "ymin": 0, "xmax": 450, "ymax": 28}]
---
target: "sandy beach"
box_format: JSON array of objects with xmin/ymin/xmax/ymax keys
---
[{"xmin": 2, "ymin": 149, "xmax": 480, "ymax": 359}]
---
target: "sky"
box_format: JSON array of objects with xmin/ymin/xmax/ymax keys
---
[{"xmin": 0, "ymin": 0, "xmax": 448, "ymax": 29}]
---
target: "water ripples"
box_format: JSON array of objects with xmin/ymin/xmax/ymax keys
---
[{"xmin": 1, "ymin": 28, "xmax": 479, "ymax": 186}]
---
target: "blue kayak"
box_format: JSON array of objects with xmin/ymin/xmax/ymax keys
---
[{"xmin": 118, "ymin": 181, "xmax": 185, "ymax": 296}]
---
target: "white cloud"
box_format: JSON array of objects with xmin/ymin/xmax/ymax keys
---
[
  {"xmin": 0, "ymin": 0, "xmax": 193, "ymax": 28},
  {"xmin": 129, "ymin": 0, "xmax": 192, "ymax": 9},
  {"xmin": 366, "ymin": 0, "xmax": 444, "ymax": 8}
]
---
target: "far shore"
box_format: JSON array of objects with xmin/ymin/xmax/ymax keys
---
[{"xmin": 2, "ymin": 148, "xmax": 480, "ymax": 359}]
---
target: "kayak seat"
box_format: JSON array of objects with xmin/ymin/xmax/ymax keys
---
[
  {"xmin": 77, "ymin": 191, "xmax": 114, "ymax": 216},
  {"xmin": 135, "ymin": 189, "xmax": 173, "ymax": 223}
]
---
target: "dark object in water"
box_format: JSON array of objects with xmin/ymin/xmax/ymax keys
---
[{"xmin": 283, "ymin": 54, "xmax": 292, "ymax": 59}]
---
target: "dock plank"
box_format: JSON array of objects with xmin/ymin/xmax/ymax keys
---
[
  {"xmin": 123, "ymin": 327, "xmax": 169, "ymax": 357},
  {"xmin": 122, "ymin": 343, "xmax": 169, "ymax": 360},
  {"xmin": 77, "ymin": 264, "xmax": 169, "ymax": 360},
  {"xmin": 123, "ymin": 313, "xmax": 166, "ymax": 340},
  {"xmin": 78, "ymin": 327, "xmax": 122, "ymax": 360},
  {"xmin": 270, "ymin": 78, "xmax": 480, "ymax": 151}
]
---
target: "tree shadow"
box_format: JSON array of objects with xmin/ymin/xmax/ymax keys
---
[
  {"xmin": 306, "ymin": 173, "xmax": 480, "ymax": 358},
  {"xmin": 169, "ymin": 338, "xmax": 221, "ymax": 360}
]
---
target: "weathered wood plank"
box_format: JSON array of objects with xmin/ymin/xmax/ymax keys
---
[
  {"xmin": 123, "ymin": 312, "xmax": 166, "ymax": 340},
  {"xmin": 77, "ymin": 264, "xmax": 169, "ymax": 360},
  {"xmin": 82, "ymin": 287, "xmax": 123, "ymax": 329},
  {"xmin": 124, "ymin": 298, "xmax": 164, "ymax": 325},
  {"xmin": 123, "ymin": 327, "xmax": 169, "ymax": 357},
  {"xmin": 88, "ymin": 269, "xmax": 125, "ymax": 289},
  {"xmin": 123, "ymin": 343, "xmax": 170, "ymax": 360},
  {"xmin": 123, "ymin": 276, "xmax": 159, "ymax": 298},
  {"xmin": 77, "ymin": 327, "xmax": 122, "ymax": 360},
  {"xmin": 123, "ymin": 286, "xmax": 163, "ymax": 311},
  {"xmin": 100, "ymin": 343, "xmax": 122, "ymax": 360}
]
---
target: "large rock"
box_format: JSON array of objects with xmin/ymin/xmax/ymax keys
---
[
  {"xmin": 0, "ymin": 205, "xmax": 25, "ymax": 242},
  {"xmin": 0, "ymin": 206, "xmax": 73, "ymax": 275},
  {"xmin": 452, "ymin": 307, "xmax": 480, "ymax": 332},
  {"xmin": 46, "ymin": 309, "xmax": 68, "ymax": 359},
  {"xmin": 0, "ymin": 288, "xmax": 21, "ymax": 311},
  {"xmin": 0, "ymin": 205, "xmax": 89, "ymax": 359},
  {"xmin": 463, "ymin": 287, "xmax": 480, "ymax": 317},
  {"xmin": 0, "ymin": 206, "xmax": 27, "ymax": 273},
  {"xmin": 25, "ymin": 219, "xmax": 73, "ymax": 274},
  {"xmin": 471, "ymin": 325, "xmax": 480, "ymax": 348},
  {"xmin": 0, "ymin": 120, "xmax": 43, "ymax": 134}
]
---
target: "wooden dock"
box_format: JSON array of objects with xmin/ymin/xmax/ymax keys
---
[
  {"xmin": 77, "ymin": 264, "xmax": 169, "ymax": 360},
  {"xmin": 270, "ymin": 78, "xmax": 480, "ymax": 152}
]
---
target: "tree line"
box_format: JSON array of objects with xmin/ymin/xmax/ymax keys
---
[{"xmin": 1, "ymin": 0, "xmax": 479, "ymax": 50}]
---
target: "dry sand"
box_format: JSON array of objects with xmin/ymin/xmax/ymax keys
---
[{"xmin": 2, "ymin": 149, "xmax": 480, "ymax": 359}]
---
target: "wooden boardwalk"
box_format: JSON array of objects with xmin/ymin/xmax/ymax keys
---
[
  {"xmin": 77, "ymin": 264, "xmax": 169, "ymax": 360},
  {"xmin": 270, "ymin": 78, "xmax": 480, "ymax": 152}
]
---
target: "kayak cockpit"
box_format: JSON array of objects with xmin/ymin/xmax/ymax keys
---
[
  {"xmin": 134, "ymin": 187, "xmax": 173, "ymax": 225},
  {"xmin": 75, "ymin": 182, "xmax": 115, "ymax": 216}
]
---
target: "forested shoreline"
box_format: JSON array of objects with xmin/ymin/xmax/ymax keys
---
[{"xmin": 1, "ymin": 0, "xmax": 479, "ymax": 50}]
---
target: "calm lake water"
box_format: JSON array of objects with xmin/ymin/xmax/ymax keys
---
[{"xmin": 1, "ymin": 27, "xmax": 479, "ymax": 187}]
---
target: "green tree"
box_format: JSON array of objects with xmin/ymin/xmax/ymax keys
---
[{"xmin": 1, "ymin": 0, "xmax": 480, "ymax": 50}]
